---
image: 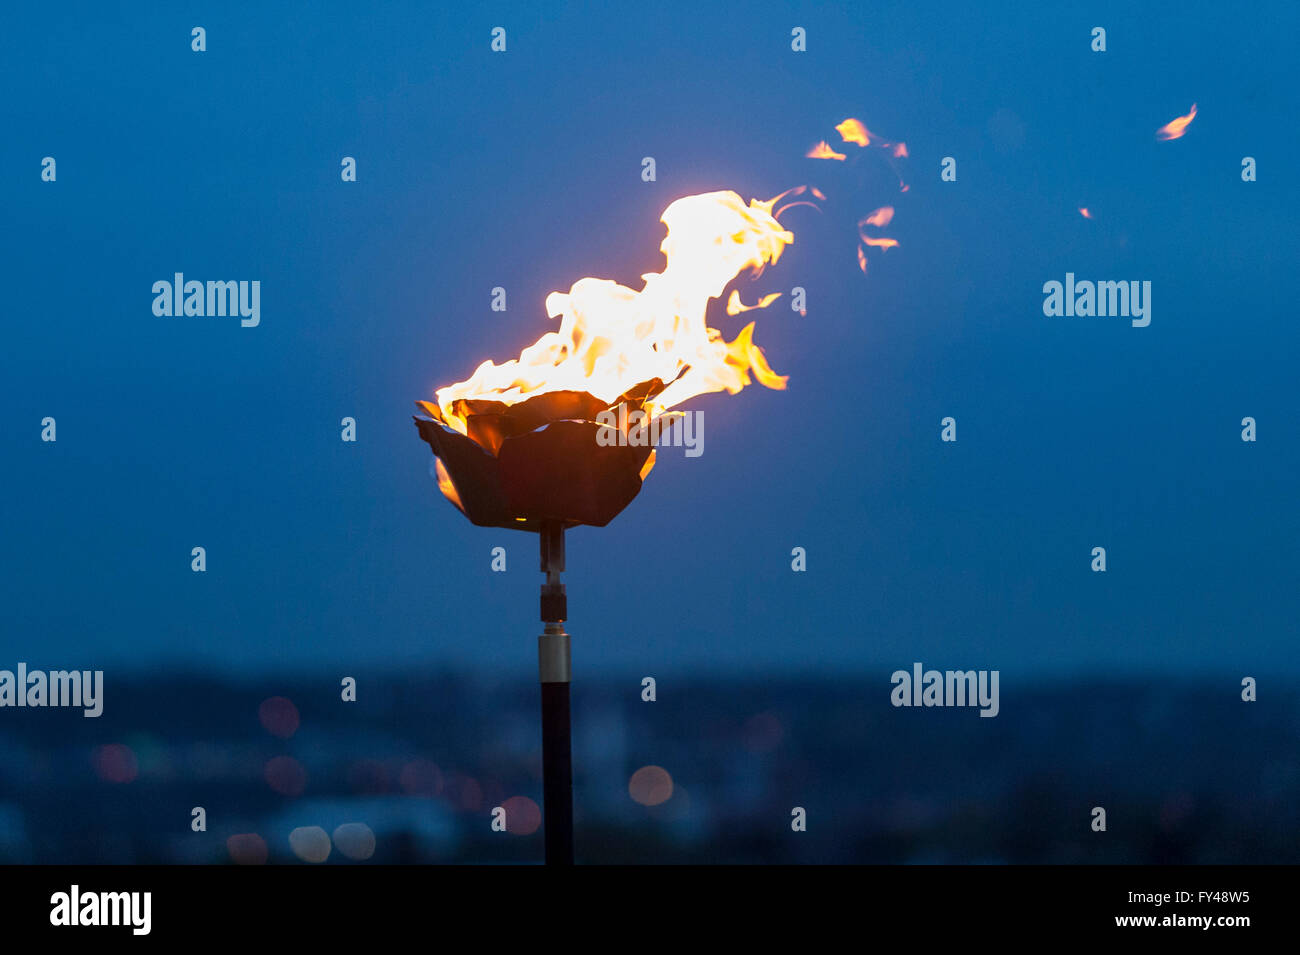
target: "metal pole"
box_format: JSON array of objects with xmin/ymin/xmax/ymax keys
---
[{"xmin": 538, "ymin": 522, "xmax": 573, "ymax": 865}]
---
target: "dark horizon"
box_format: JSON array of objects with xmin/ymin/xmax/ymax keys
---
[{"xmin": 4, "ymin": 669, "xmax": 1294, "ymax": 865}]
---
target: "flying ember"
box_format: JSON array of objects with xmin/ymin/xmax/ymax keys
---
[
  {"xmin": 805, "ymin": 141, "xmax": 847, "ymax": 161},
  {"xmin": 1156, "ymin": 103, "xmax": 1197, "ymax": 141},
  {"xmin": 806, "ymin": 117, "xmax": 908, "ymax": 270}
]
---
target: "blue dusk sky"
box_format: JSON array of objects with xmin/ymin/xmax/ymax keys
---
[{"xmin": 3, "ymin": 1, "xmax": 1297, "ymax": 681}]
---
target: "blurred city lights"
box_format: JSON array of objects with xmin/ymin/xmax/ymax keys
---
[
  {"xmin": 289, "ymin": 825, "xmax": 332, "ymax": 863},
  {"xmin": 92, "ymin": 744, "xmax": 138, "ymax": 784},
  {"xmin": 333, "ymin": 822, "xmax": 377, "ymax": 860},
  {"xmin": 500, "ymin": 796, "xmax": 542, "ymax": 835},
  {"xmin": 258, "ymin": 696, "xmax": 301, "ymax": 739},
  {"xmin": 226, "ymin": 833, "xmax": 268, "ymax": 865},
  {"xmin": 264, "ymin": 755, "xmax": 307, "ymax": 797},
  {"xmin": 444, "ymin": 773, "xmax": 483, "ymax": 812},
  {"xmin": 629, "ymin": 765, "xmax": 673, "ymax": 806}
]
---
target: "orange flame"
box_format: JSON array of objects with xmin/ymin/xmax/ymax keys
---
[
  {"xmin": 726, "ymin": 289, "xmax": 782, "ymax": 315},
  {"xmin": 806, "ymin": 118, "xmax": 909, "ymax": 276},
  {"xmin": 834, "ymin": 117, "xmax": 908, "ymax": 160},
  {"xmin": 835, "ymin": 118, "xmax": 873, "ymax": 147},
  {"xmin": 1157, "ymin": 103, "xmax": 1197, "ymax": 141},
  {"xmin": 772, "ymin": 183, "xmax": 826, "ymax": 218},
  {"xmin": 828, "ymin": 117, "xmax": 909, "ymax": 193},
  {"xmin": 433, "ymin": 191, "xmax": 793, "ymax": 430},
  {"xmin": 807, "ymin": 141, "xmax": 847, "ymax": 161},
  {"xmin": 1079, "ymin": 207, "xmax": 1092, "ymax": 219},
  {"xmin": 861, "ymin": 206, "xmax": 895, "ymax": 228},
  {"xmin": 856, "ymin": 205, "xmax": 899, "ymax": 271}
]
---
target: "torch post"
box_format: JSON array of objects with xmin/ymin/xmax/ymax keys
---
[{"xmin": 538, "ymin": 522, "xmax": 574, "ymax": 865}]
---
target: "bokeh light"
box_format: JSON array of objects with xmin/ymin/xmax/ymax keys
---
[
  {"xmin": 629, "ymin": 765, "xmax": 673, "ymax": 806},
  {"xmin": 332, "ymin": 823, "xmax": 376, "ymax": 860},
  {"xmin": 264, "ymin": 755, "xmax": 307, "ymax": 796},
  {"xmin": 289, "ymin": 826, "xmax": 331, "ymax": 863},
  {"xmin": 92, "ymin": 744, "xmax": 138, "ymax": 784},
  {"xmin": 459, "ymin": 777, "xmax": 483, "ymax": 812},
  {"xmin": 444, "ymin": 773, "xmax": 483, "ymax": 812},
  {"xmin": 258, "ymin": 696, "xmax": 300, "ymax": 739},
  {"xmin": 227, "ymin": 833, "xmax": 268, "ymax": 865},
  {"xmin": 500, "ymin": 795, "xmax": 542, "ymax": 835}
]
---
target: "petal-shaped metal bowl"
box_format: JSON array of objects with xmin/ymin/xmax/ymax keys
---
[{"xmin": 413, "ymin": 382, "xmax": 663, "ymax": 531}]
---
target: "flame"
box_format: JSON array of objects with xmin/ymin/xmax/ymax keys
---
[
  {"xmin": 433, "ymin": 191, "xmax": 794, "ymax": 430},
  {"xmin": 806, "ymin": 118, "xmax": 909, "ymax": 277},
  {"xmin": 835, "ymin": 117, "xmax": 908, "ymax": 159},
  {"xmin": 1079, "ymin": 207, "xmax": 1092, "ymax": 219},
  {"xmin": 829, "ymin": 117, "xmax": 909, "ymax": 192},
  {"xmin": 861, "ymin": 206, "xmax": 895, "ymax": 228},
  {"xmin": 772, "ymin": 183, "xmax": 826, "ymax": 218},
  {"xmin": 1157, "ymin": 103, "xmax": 1197, "ymax": 141},
  {"xmin": 835, "ymin": 118, "xmax": 873, "ymax": 147},
  {"xmin": 726, "ymin": 289, "xmax": 782, "ymax": 315},
  {"xmin": 856, "ymin": 206, "xmax": 899, "ymax": 270},
  {"xmin": 807, "ymin": 141, "xmax": 847, "ymax": 161}
]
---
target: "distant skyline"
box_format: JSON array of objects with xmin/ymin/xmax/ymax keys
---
[{"xmin": 4, "ymin": 2, "xmax": 1297, "ymax": 680}]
